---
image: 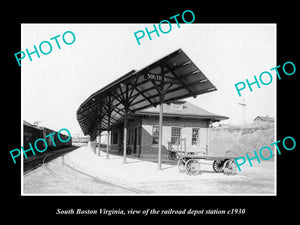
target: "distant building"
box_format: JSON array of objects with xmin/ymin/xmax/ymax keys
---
[
  {"xmin": 72, "ymin": 135, "xmax": 90, "ymax": 146},
  {"xmin": 109, "ymin": 101, "xmax": 228, "ymax": 157},
  {"xmin": 253, "ymin": 115, "xmax": 274, "ymax": 126}
]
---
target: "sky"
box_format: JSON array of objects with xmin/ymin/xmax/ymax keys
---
[{"xmin": 21, "ymin": 23, "xmax": 276, "ymax": 137}]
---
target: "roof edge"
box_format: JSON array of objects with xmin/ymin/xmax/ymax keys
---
[{"xmin": 134, "ymin": 112, "xmax": 229, "ymax": 120}]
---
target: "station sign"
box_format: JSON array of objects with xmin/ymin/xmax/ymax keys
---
[
  {"xmin": 144, "ymin": 72, "xmax": 181, "ymax": 84},
  {"xmin": 144, "ymin": 73, "xmax": 163, "ymax": 81}
]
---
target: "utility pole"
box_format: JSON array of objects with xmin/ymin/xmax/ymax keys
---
[{"xmin": 238, "ymin": 98, "xmax": 246, "ymax": 127}]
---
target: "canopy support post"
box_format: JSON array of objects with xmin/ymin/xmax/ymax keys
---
[
  {"xmin": 158, "ymin": 97, "xmax": 164, "ymax": 169},
  {"xmin": 106, "ymin": 113, "xmax": 110, "ymax": 159},
  {"xmin": 157, "ymin": 64, "xmax": 165, "ymax": 170},
  {"xmin": 103, "ymin": 96, "xmax": 113, "ymax": 159},
  {"xmin": 97, "ymin": 132, "xmax": 101, "ymax": 156},
  {"xmin": 97, "ymin": 125, "xmax": 102, "ymax": 156},
  {"xmin": 97, "ymin": 104, "xmax": 102, "ymax": 156},
  {"xmin": 123, "ymin": 105, "xmax": 128, "ymax": 164}
]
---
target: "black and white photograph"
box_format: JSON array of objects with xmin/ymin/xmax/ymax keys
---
[{"xmin": 21, "ymin": 23, "xmax": 276, "ymax": 195}]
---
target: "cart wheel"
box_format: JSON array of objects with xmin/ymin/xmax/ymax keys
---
[
  {"xmin": 223, "ymin": 159, "xmax": 238, "ymax": 175},
  {"xmin": 168, "ymin": 152, "xmax": 177, "ymax": 160},
  {"xmin": 212, "ymin": 160, "xmax": 224, "ymax": 173},
  {"xmin": 185, "ymin": 159, "xmax": 201, "ymax": 175},
  {"xmin": 178, "ymin": 158, "xmax": 186, "ymax": 173}
]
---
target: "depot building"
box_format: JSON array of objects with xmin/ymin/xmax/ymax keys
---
[
  {"xmin": 109, "ymin": 100, "xmax": 227, "ymax": 158},
  {"xmin": 76, "ymin": 49, "xmax": 227, "ymax": 168}
]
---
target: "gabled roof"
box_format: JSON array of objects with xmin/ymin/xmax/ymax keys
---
[
  {"xmin": 136, "ymin": 101, "xmax": 228, "ymax": 122},
  {"xmin": 254, "ymin": 116, "xmax": 274, "ymax": 122}
]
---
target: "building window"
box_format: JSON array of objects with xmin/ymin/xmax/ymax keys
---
[
  {"xmin": 171, "ymin": 127, "xmax": 181, "ymax": 145},
  {"xmin": 192, "ymin": 128, "xmax": 199, "ymax": 146},
  {"xmin": 112, "ymin": 131, "xmax": 118, "ymax": 144},
  {"xmin": 152, "ymin": 126, "xmax": 159, "ymax": 144}
]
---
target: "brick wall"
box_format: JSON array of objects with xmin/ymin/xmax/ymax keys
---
[
  {"xmin": 110, "ymin": 118, "xmax": 142, "ymax": 154},
  {"xmin": 108, "ymin": 116, "xmax": 211, "ymax": 157},
  {"xmin": 140, "ymin": 116, "xmax": 210, "ymax": 156}
]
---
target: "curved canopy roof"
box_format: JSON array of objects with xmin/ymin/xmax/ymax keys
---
[{"xmin": 76, "ymin": 49, "xmax": 217, "ymax": 136}]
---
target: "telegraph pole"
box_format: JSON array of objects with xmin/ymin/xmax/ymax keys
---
[{"xmin": 238, "ymin": 98, "xmax": 246, "ymax": 127}]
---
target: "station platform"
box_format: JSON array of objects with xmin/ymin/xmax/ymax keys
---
[{"xmin": 61, "ymin": 146, "xmax": 263, "ymax": 194}]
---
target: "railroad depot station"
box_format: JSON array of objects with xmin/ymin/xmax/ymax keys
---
[{"xmin": 76, "ymin": 49, "xmax": 228, "ymax": 169}]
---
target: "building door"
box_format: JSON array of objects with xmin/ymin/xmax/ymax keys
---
[
  {"xmin": 137, "ymin": 125, "xmax": 142, "ymax": 158},
  {"xmin": 133, "ymin": 128, "xmax": 137, "ymax": 154}
]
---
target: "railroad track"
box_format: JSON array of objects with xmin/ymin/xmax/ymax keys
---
[
  {"xmin": 23, "ymin": 146, "xmax": 78, "ymax": 175},
  {"xmin": 25, "ymin": 147, "xmax": 145, "ymax": 194}
]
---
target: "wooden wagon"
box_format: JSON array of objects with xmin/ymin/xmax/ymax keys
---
[{"xmin": 167, "ymin": 138, "xmax": 238, "ymax": 175}]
